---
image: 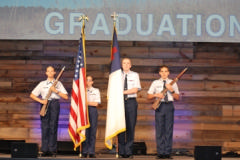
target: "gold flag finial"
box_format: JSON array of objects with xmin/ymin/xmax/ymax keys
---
[
  {"xmin": 111, "ymin": 12, "xmax": 118, "ymax": 25},
  {"xmin": 78, "ymin": 15, "xmax": 89, "ymax": 29}
]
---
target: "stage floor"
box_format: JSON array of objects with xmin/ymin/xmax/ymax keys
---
[{"xmin": 0, "ymin": 153, "xmax": 240, "ymax": 160}]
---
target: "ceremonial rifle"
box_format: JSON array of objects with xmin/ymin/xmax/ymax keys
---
[
  {"xmin": 39, "ymin": 66, "xmax": 65, "ymax": 116},
  {"xmin": 152, "ymin": 67, "xmax": 188, "ymax": 110}
]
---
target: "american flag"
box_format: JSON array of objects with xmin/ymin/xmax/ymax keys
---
[
  {"xmin": 68, "ymin": 34, "xmax": 89, "ymax": 150},
  {"xmin": 105, "ymin": 26, "xmax": 126, "ymax": 149}
]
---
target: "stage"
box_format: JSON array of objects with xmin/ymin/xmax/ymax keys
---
[{"xmin": 0, "ymin": 153, "xmax": 240, "ymax": 160}]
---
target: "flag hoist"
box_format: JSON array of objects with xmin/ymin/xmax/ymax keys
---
[
  {"xmin": 105, "ymin": 12, "xmax": 126, "ymax": 158},
  {"xmin": 68, "ymin": 15, "xmax": 90, "ymax": 157}
]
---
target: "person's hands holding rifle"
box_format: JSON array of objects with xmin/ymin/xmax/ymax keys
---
[
  {"xmin": 40, "ymin": 99, "xmax": 48, "ymax": 105},
  {"xmin": 39, "ymin": 66, "xmax": 65, "ymax": 117},
  {"xmin": 154, "ymin": 93, "xmax": 165, "ymax": 99},
  {"xmin": 165, "ymin": 84, "xmax": 174, "ymax": 93},
  {"xmin": 151, "ymin": 67, "xmax": 188, "ymax": 110},
  {"xmin": 50, "ymin": 86, "xmax": 58, "ymax": 94}
]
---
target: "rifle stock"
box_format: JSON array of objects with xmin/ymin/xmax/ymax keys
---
[
  {"xmin": 39, "ymin": 66, "xmax": 65, "ymax": 116},
  {"xmin": 152, "ymin": 67, "xmax": 188, "ymax": 110},
  {"xmin": 39, "ymin": 98, "xmax": 50, "ymax": 116}
]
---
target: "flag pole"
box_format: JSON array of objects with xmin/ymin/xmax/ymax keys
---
[
  {"xmin": 78, "ymin": 14, "xmax": 88, "ymax": 158},
  {"xmin": 78, "ymin": 14, "xmax": 88, "ymax": 79},
  {"xmin": 111, "ymin": 11, "xmax": 119, "ymax": 158}
]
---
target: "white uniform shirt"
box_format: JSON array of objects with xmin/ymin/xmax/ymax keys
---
[
  {"xmin": 87, "ymin": 87, "xmax": 101, "ymax": 104},
  {"xmin": 31, "ymin": 79, "xmax": 68, "ymax": 100},
  {"xmin": 122, "ymin": 70, "xmax": 141, "ymax": 98},
  {"xmin": 148, "ymin": 78, "xmax": 179, "ymax": 102}
]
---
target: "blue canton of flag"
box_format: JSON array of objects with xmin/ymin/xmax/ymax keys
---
[
  {"xmin": 74, "ymin": 38, "xmax": 85, "ymax": 80},
  {"xmin": 110, "ymin": 27, "xmax": 121, "ymax": 73}
]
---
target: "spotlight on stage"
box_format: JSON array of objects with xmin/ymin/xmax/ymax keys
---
[
  {"xmin": 0, "ymin": 140, "xmax": 25, "ymax": 154},
  {"xmin": 194, "ymin": 146, "xmax": 222, "ymax": 160},
  {"xmin": 11, "ymin": 142, "xmax": 38, "ymax": 158}
]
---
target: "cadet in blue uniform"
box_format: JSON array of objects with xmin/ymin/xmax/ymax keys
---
[
  {"xmin": 82, "ymin": 75, "xmax": 101, "ymax": 158},
  {"xmin": 147, "ymin": 65, "xmax": 179, "ymax": 159},
  {"xmin": 30, "ymin": 66, "xmax": 68, "ymax": 157},
  {"xmin": 118, "ymin": 58, "xmax": 141, "ymax": 158}
]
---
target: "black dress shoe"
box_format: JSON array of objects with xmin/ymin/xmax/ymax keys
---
[
  {"xmin": 41, "ymin": 152, "xmax": 49, "ymax": 157},
  {"xmin": 164, "ymin": 154, "xmax": 173, "ymax": 159},
  {"xmin": 118, "ymin": 154, "xmax": 125, "ymax": 158},
  {"xmin": 156, "ymin": 154, "xmax": 165, "ymax": 159},
  {"xmin": 81, "ymin": 153, "xmax": 87, "ymax": 158},
  {"xmin": 89, "ymin": 154, "xmax": 96, "ymax": 158},
  {"xmin": 50, "ymin": 151, "xmax": 57, "ymax": 157},
  {"xmin": 126, "ymin": 155, "xmax": 133, "ymax": 159}
]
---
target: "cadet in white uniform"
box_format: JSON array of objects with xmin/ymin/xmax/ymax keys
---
[
  {"xmin": 147, "ymin": 65, "xmax": 179, "ymax": 159},
  {"xmin": 118, "ymin": 58, "xmax": 141, "ymax": 158},
  {"xmin": 82, "ymin": 75, "xmax": 101, "ymax": 158},
  {"xmin": 30, "ymin": 66, "xmax": 68, "ymax": 157}
]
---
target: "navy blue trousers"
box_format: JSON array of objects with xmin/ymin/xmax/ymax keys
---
[
  {"xmin": 40, "ymin": 99, "xmax": 60, "ymax": 152},
  {"xmin": 118, "ymin": 98, "xmax": 138, "ymax": 156},
  {"xmin": 155, "ymin": 102, "xmax": 174, "ymax": 155},
  {"xmin": 82, "ymin": 106, "xmax": 98, "ymax": 154}
]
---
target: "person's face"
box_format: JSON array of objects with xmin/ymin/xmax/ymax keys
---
[
  {"xmin": 86, "ymin": 76, "xmax": 93, "ymax": 88},
  {"xmin": 46, "ymin": 67, "xmax": 56, "ymax": 78},
  {"xmin": 159, "ymin": 67, "xmax": 169, "ymax": 80},
  {"xmin": 122, "ymin": 58, "xmax": 132, "ymax": 72}
]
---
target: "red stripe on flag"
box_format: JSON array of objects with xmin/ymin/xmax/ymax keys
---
[{"xmin": 68, "ymin": 33, "xmax": 89, "ymax": 150}]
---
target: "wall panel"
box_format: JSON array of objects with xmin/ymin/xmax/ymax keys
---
[{"xmin": 0, "ymin": 40, "xmax": 240, "ymax": 154}]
